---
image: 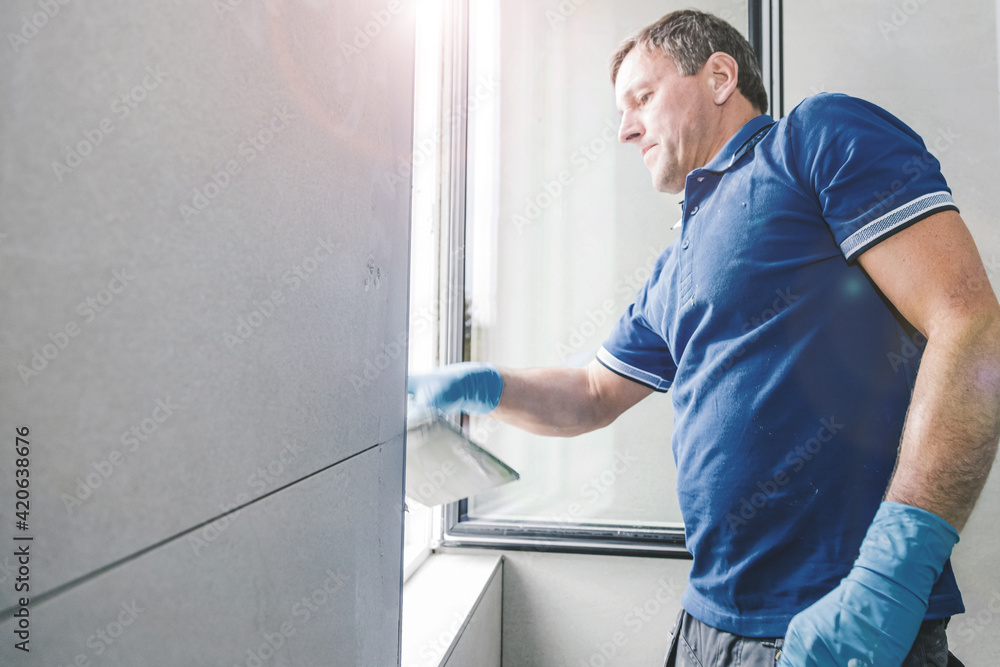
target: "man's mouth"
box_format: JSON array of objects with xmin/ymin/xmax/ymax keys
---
[{"xmin": 642, "ymin": 144, "xmax": 656, "ymax": 157}]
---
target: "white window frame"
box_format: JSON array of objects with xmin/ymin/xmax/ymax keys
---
[{"xmin": 409, "ymin": 0, "xmax": 783, "ymax": 561}]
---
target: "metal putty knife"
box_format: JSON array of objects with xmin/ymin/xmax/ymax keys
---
[{"xmin": 404, "ymin": 408, "xmax": 520, "ymax": 507}]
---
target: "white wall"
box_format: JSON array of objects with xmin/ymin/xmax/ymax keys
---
[
  {"xmin": 444, "ymin": 565, "xmax": 503, "ymax": 667},
  {"xmin": 785, "ymin": 2, "xmax": 1000, "ymax": 662},
  {"xmin": 0, "ymin": 0, "xmax": 413, "ymax": 663},
  {"xmin": 438, "ymin": 547, "xmax": 689, "ymax": 667}
]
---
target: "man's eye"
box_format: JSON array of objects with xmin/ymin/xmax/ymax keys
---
[{"xmin": 640, "ymin": 93, "xmax": 651, "ymax": 105}]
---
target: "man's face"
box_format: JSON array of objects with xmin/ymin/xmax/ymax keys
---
[{"xmin": 615, "ymin": 47, "xmax": 717, "ymax": 194}]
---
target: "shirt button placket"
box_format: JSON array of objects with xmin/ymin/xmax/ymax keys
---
[{"xmin": 679, "ymin": 198, "xmax": 697, "ymax": 307}]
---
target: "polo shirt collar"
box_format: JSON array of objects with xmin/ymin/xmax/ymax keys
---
[{"xmin": 699, "ymin": 114, "xmax": 775, "ymax": 174}]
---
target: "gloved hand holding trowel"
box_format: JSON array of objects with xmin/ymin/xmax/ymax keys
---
[
  {"xmin": 404, "ymin": 363, "xmax": 517, "ymax": 507},
  {"xmin": 404, "ymin": 357, "xmax": 658, "ymax": 508},
  {"xmin": 407, "ymin": 362, "xmax": 503, "ymax": 419}
]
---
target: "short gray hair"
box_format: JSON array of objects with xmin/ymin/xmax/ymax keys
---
[{"xmin": 610, "ymin": 9, "xmax": 768, "ymax": 114}]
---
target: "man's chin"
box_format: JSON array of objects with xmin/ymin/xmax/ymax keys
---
[
  {"xmin": 648, "ymin": 165, "xmax": 684, "ymax": 194},
  {"xmin": 652, "ymin": 175, "xmax": 683, "ymax": 195}
]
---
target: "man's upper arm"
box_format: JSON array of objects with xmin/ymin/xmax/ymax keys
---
[
  {"xmin": 856, "ymin": 209, "xmax": 999, "ymax": 337},
  {"xmin": 586, "ymin": 358, "xmax": 655, "ymax": 427}
]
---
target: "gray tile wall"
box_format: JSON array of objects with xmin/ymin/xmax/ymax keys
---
[{"xmin": 0, "ymin": 0, "xmax": 414, "ymax": 663}]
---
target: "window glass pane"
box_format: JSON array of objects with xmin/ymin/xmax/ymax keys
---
[{"xmin": 464, "ymin": 0, "xmax": 749, "ymax": 526}]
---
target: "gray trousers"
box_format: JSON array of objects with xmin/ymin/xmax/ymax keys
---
[{"xmin": 662, "ymin": 609, "xmax": 965, "ymax": 666}]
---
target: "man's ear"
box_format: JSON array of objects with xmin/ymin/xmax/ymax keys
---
[{"xmin": 705, "ymin": 51, "xmax": 740, "ymax": 106}]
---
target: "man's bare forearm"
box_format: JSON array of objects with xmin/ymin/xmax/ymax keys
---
[
  {"xmin": 492, "ymin": 367, "xmax": 597, "ymax": 436},
  {"xmin": 492, "ymin": 361, "xmax": 654, "ymax": 437},
  {"xmin": 885, "ymin": 310, "xmax": 1000, "ymax": 532}
]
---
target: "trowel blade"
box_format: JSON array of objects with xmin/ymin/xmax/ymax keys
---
[{"xmin": 404, "ymin": 411, "xmax": 520, "ymax": 507}]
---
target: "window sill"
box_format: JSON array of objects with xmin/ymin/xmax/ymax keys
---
[
  {"xmin": 403, "ymin": 542, "xmax": 432, "ymax": 584},
  {"xmin": 400, "ymin": 551, "xmax": 503, "ymax": 667}
]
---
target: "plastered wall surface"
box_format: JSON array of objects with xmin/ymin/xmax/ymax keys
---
[
  {"xmin": 0, "ymin": 0, "xmax": 414, "ymax": 663},
  {"xmin": 0, "ymin": 441, "xmax": 403, "ymax": 666}
]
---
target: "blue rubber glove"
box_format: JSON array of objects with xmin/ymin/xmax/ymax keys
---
[
  {"xmin": 778, "ymin": 501, "xmax": 959, "ymax": 667},
  {"xmin": 407, "ymin": 362, "xmax": 504, "ymax": 417}
]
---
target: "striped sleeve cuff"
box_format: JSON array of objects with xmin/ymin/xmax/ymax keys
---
[
  {"xmin": 841, "ymin": 191, "xmax": 958, "ymax": 263},
  {"xmin": 596, "ymin": 347, "xmax": 672, "ymax": 392}
]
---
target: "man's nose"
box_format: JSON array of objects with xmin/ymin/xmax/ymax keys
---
[{"xmin": 618, "ymin": 114, "xmax": 642, "ymax": 143}]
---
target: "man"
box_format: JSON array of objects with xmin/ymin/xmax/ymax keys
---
[{"xmin": 409, "ymin": 10, "xmax": 1000, "ymax": 666}]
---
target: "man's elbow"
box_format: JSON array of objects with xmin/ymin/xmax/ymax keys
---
[
  {"xmin": 590, "ymin": 401, "xmax": 628, "ymax": 431},
  {"xmin": 926, "ymin": 290, "xmax": 1000, "ymax": 346},
  {"xmin": 928, "ymin": 299, "xmax": 1000, "ymax": 392},
  {"xmin": 551, "ymin": 403, "xmax": 616, "ymax": 437}
]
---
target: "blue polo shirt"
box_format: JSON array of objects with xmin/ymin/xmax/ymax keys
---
[{"xmin": 598, "ymin": 93, "xmax": 964, "ymax": 637}]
